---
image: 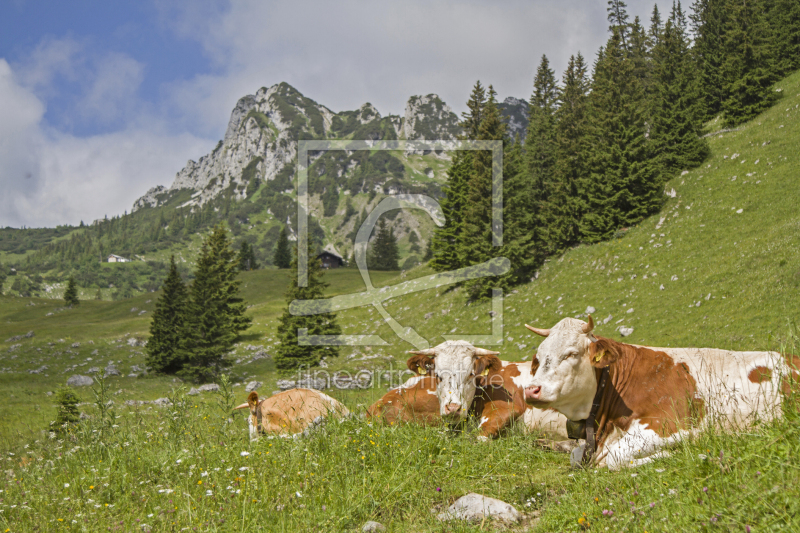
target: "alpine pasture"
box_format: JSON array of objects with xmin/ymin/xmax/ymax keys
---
[{"xmin": 2, "ymin": 70, "xmax": 800, "ymax": 533}]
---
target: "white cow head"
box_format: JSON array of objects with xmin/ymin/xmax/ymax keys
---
[
  {"xmin": 523, "ymin": 316, "xmax": 619, "ymax": 421},
  {"xmin": 408, "ymin": 340, "xmax": 501, "ymax": 421}
]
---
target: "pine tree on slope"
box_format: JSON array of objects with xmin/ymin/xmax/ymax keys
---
[
  {"xmin": 769, "ymin": 0, "xmax": 800, "ymax": 76},
  {"xmin": 650, "ymin": 19, "xmax": 711, "ymax": 174},
  {"xmin": 721, "ymin": 0, "xmax": 777, "ymax": 126},
  {"xmin": 430, "ymin": 81, "xmax": 486, "ymax": 273},
  {"xmin": 690, "ymin": 0, "xmax": 729, "ymax": 121},
  {"xmin": 179, "ymin": 225, "xmax": 251, "ymax": 383},
  {"xmin": 580, "ymin": 29, "xmax": 663, "ymax": 243},
  {"xmin": 274, "ymin": 243, "xmax": 341, "ymax": 373},
  {"xmin": 273, "ymin": 225, "xmax": 292, "ymax": 269},
  {"xmin": 462, "ymin": 86, "xmax": 506, "ymax": 300},
  {"xmin": 524, "ymin": 55, "xmax": 561, "ymax": 263},
  {"xmin": 553, "ymin": 53, "xmax": 591, "ymax": 250},
  {"xmin": 64, "ymin": 277, "xmax": 79, "ymax": 307},
  {"xmin": 146, "ymin": 255, "xmax": 189, "ymax": 375}
]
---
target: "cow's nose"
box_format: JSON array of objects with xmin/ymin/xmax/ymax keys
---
[
  {"xmin": 525, "ymin": 386, "xmax": 542, "ymax": 402},
  {"xmin": 444, "ymin": 402, "xmax": 461, "ymax": 415}
]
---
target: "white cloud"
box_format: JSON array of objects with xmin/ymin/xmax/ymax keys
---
[
  {"xmin": 77, "ymin": 52, "xmax": 145, "ymax": 125},
  {"xmin": 0, "ymin": 58, "xmax": 210, "ymax": 228},
  {"xmin": 158, "ymin": 0, "xmax": 657, "ymax": 136}
]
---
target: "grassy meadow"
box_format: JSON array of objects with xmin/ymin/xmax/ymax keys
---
[{"xmin": 1, "ymin": 71, "xmax": 800, "ymax": 531}]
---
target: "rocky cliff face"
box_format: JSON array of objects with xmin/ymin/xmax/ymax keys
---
[
  {"xmin": 498, "ymin": 97, "xmax": 529, "ymax": 141},
  {"xmin": 132, "ymin": 84, "xmax": 524, "ymax": 212}
]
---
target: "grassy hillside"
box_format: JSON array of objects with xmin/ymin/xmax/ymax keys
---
[{"xmin": 0, "ymin": 69, "xmax": 799, "ymax": 533}]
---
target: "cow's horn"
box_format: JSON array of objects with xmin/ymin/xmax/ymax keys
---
[
  {"xmin": 525, "ymin": 324, "xmax": 550, "ymax": 337},
  {"xmin": 408, "ymin": 348, "xmax": 436, "ymax": 356},
  {"xmin": 233, "ymin": 403, "xmax": 250, "ymax": 410},
  {"xmin": 582, "ymin": 315, "xmax": 595, "ymax": 334},
  {"xmin": 473, "ymin": 348, "xmax": 500, "ymax": 356}
]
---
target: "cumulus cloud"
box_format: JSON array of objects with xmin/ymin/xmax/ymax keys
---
[
  {"xmin": 158, "ymin": 0, "xmax": 657, "ymax": 135},
  {"xmin": 0, "ymin": 58, "xmax": 210, "ymax": 228}
]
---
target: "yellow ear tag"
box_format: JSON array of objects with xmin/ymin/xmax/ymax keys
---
[
  {"xmin": 481, "ymin": 368, "xmax": 490, "ymax": 377},
  {"xmin": 418, "ymin": 366, "xmax": 427, "ymax": 375},
  {"xmin": 594, "ymin": 350, "xmax": 605, "ymax": 363}
]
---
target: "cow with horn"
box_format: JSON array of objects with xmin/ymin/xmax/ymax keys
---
[{"xmin": 523, "ymin": 315, "xmax": 799, "ymax": 468}]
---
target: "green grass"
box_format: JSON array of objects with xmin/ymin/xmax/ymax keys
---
[{"xmin": 1, "ymin": 70, "xmax": 800, "ymax": 532}]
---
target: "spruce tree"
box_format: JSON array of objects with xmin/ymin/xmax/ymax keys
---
[
  {"xmin": 553, "ymin": 53, "xmax": 591, "ymax": 250},
  {"xmin": 721, "ymin": 0, "xmax": 777, "ymax": 126},
  {"xmin": 0, "ymin": 266, "xmax": 6, "ymax": 296},
  {"xmin": 581, "ymin": 29, "xmax": 663, "ymax": 242},
  {"xmin": 51, "ymin": 385, "xmax": 80, "ymax": 434},
  {"xmin": 369, "ymin": 219, "xmax": 400, "ymax": 271},
  {"xmin": 770, "ymin": 0, "xmax": 800, "ymax": 76},
  {"xmin": 462, "ymin": 86, "xmax": 506, "ymax": 300},
  {"xmin": 238, "ymin": 240, "xmax": 258, "ymax": 271},
  {"xmin": 273, "ymin": 226, "xmax": 292, "ymax": 269},
  {"xmin": 651, "ymin": 19, "xmax": 711, "ymax": 174},
  {"xmin": 146, "ymin": 255, "xmax": 189, "ymax": 375},
  {"xmin": 607, "ymin": 0, "xmax": 631, "ymax": 47},
  {"xmin": 430, "ymin": 81, "xmax": 486, "ymax": 273},
  {"xmin": 179, "ymin": 225, "xmax": 251, "ymax": 383},
  {"xmin": 64, "ymin": 277, "xmax": 79, "ymax": 307},
  {"xmin": 690, "ymin": 0, "xmax": 729, "ymax": 121},
  {"xmin": 274, "ymin": 242, "xmax": 341, "ymax": 373},
  {"xmin": 524, "ymin": 55, "xmax": 561, "ymax": 263}
]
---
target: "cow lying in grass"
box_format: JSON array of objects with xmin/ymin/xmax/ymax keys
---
[
  {"xmin": 406, "ymin": 340, "xmax": 568, "ymax": 440},
  {"xmin": 235, "ymin": 388, "xmax": 349, "ymax": 440},
  {"xmin": 366, "ymin": 373, "xmax": 441, "ymax": 426},
  {"xmin": 523, "ymin": 316, "xmax": 800, "ymax": 468}
]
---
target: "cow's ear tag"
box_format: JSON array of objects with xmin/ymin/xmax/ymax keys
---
[
  {"xmin": 481, "ymin": 368, "xmax": 490, "ymax": 377},
  {"xmin": 418, "ymin": 366, "xmax": 427, "ymax": 375},
  {"xmin": 594, "ymin": 350, "xmax": 605, "ymax": 363}
]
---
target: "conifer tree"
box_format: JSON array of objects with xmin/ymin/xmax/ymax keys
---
[
  {"xmin": 524, "ymin": 55, "xmax": 560, "ymax": 263},
  {"xmin": 94, "ymin": 288, "xmax": 102, "ymax": 300},
  {"xmin": 369, "ymin": 219, "xmax": 400, "ymax": 271},
  {"xmin": 238, "ymin": 240, "xmax": 258, "ymax": 271},
  {"xmin": 462, "ymin": 86, "xmax": 506, "ymax": 300},
  {"xmin": 691, "ymin": 0, "xmax": 729, "ymax": 121},
  {"xmin": 0, "ymin": 266, "xmax": 6, "ymax": 296},
  {"xmin": 721, "ymin": 0, "xmax": 777, "ymax": 125},
  {"xmin": 179, "ymin": 225, "xmax": 251, "ymax": 382},
  {"xmin": 651, "ymin": 19, "xmax": 711, "ymax": 173},
  {"xmin": 146, "ymin": 256, "xmax": 189, "ymax": 375},
  {"xmin": 769, "ymin": 0, "xmax": 800, "ymax": 76},
  {"xmin": 51, "ymin": 386, "xmax": 80, "ymax": 434},
  {"xmin": 64, "ymin": 277, "xmax": 79, "ymax": 307},
  {"xmin": 496, "ymin": 136, "xmax": 532, "ymax": 285},
  {"xmin": 273, "ymin": 226, "xmax": 292, "ymax": 269},
  {"xmin": 649, "ymin": 4, "xmax": 664, "ymax": 49},
  {"xmin": 274, "ymin": 242, "xmax": 341, "ymax": 373},
  {"xmin": 581, "ymin": 29, "xmax": 663, "ymax": 242},
  {"xmin": 553, "ymin": 53, "xmax": 591, "ymax": 250},
  {"xmin": 430, "ymin": 81, "xmax": 486, "ymax": 273},
  {"xmin": 608, "ymin": 0, "xmax": 631, "ymax": 47}
]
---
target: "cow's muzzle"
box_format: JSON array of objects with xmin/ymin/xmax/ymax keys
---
[
  {"xmin": 524, "ymin": 386, "xmax": 543, "ymax": 403},
  {"xmin": 443, "ymin": 402, "xmax": 462, "ymax": 417}
]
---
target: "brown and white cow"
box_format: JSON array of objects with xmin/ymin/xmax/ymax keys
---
[
  {"xmin": 408, "ymin": 341, "xmax": 567, "ymax": 439},
  {"xmin": 523, "ymin": 316, "xmax": 799, "ymax": 468},
  {"xmin": 235, "ymin": 388, "xmax": 349, "ymax": 440},
  {"xmin": 366, "ymin": 373, "xmax": 441, "ymax": 426}
]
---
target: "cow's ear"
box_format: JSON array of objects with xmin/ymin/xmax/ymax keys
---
[
  {"xmin": 407, "ymin": 354, "xmax": 435, "ymax": 375},
  {"xmin": 247, "ymin": 391, "xmax": 259, "ymax": 409},
  {"xmin": 474, "ymin": 354, "xmax": 502, "ymax": 377},
  {"xmin": 588, "ymin": 338, "xmax": 622, "ymax": 368}
]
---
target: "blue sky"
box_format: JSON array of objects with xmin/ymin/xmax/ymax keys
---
[{"xmin": 0, "ymin": 0, "xmax": 660, "ymax": 228}]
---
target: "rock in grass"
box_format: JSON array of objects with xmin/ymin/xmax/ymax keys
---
[
  {"xmin": 437, "ymin": 493, "xmax": 520, "ymax": 522},
  {"xmin": 67, "ymin": 375, "xmax": 94, "ymax": 387},
  {"xmin": 198, "ymin": 383, "xmax": 220, "ymax": 392},
  {"xmin": 619, "ymin": 327, "xmax": 634, "ymax": 337},
  {"xmin": 362, "ymin": 521, "xmax": 386, "ymax": 532},
  {"xmin": 245, "ymin": 381, "xmax": 263, "ymax": 392}
]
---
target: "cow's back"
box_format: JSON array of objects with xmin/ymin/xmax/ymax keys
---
[
  {"xmin": 260, "ymin": 388, "xmax": 349, "ymax": 433},
  {"xmin": 647, "ymin": 347, "xmax": 790, "ymax": 426}
]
